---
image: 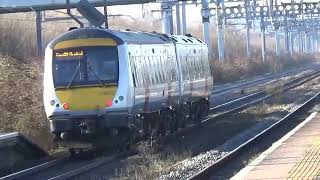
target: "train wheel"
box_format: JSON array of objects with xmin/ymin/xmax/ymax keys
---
[
  {"xmin": 169, "ymin": 108, "xmax": 178, "ymax": 133},
  {"xmin": 142, "ymin": 113, "xmax": 152, "ymax": 138},
  {"xmin": 178, "ymin": 103, "xmax": 189, "ymax": 128},
  {"xmin": 132, "ymin": 114, "xmax": 144, "ymax": 141},
  {"xmin": 150, "ymin": 112, "xmax": 160, "ymax": 138},
  {"xmin": 159, "ymin": 109, "xmax": 171, "ymax": 136},
  {"xmin": 152, "ymin": 111, "xmax": 161, "ymax": 137},
  {"xmin": 192, "ymin": 102, "xmax": 202, "ymax": 124},
  {"xmin": 200, "ymin": 99, "xmax": 210, "ymax": 118}
]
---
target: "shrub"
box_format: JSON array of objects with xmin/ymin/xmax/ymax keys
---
[{"xmin": 0, "ymin": 54, "xmax": 53, "ymax": 151}]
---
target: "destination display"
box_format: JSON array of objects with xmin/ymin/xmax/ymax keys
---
[{"xmin": 55, "ymin": 51, "xmax": 84, "ymax": 59}]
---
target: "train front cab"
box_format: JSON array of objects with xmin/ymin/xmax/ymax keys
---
[{"xmin": 43, "ymin": 29, "xmax": 133, "ymax": 144}]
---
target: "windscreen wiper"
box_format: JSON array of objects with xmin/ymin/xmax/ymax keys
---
[
  {"xmin": 67, "ymin": 63, "xmax": 80, "ymax": 89},
  {"xmin": 87, "ymin": 60, "xmax": 105, "ymax": 87}
]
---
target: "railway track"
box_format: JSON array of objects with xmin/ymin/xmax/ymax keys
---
[
  {"xmin": 1, "ymin": 68, "xmax": 318, "ymax": 180},
  {"xmin": 210, "ymin": 70, "xmax": 320, "ymax": 116},
  {"xmin": 0, "ymin": 157, "xmax": 68, "ymax": 180},
  {"xmin": 212, "ymin": 64, "xmax": 313, "ymax": 96},
  {"xmin": 0, "ymin": 151, "xmax": 131, "ymax": 180},
  {"xmin": 173, "ymin": 70, "xmax": 320, "ymax": 138},
  {"xmin": 188, "ymin": 92, "xmax": 320, "ymax": 180}
]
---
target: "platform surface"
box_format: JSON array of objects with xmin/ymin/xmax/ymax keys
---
[{"xmin": 232, "ymin": 112, "xmax": 320, "ymax": 180}]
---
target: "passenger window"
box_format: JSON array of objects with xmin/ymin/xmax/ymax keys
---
[
  {"xmin": 159, "ymin": 56, "xmax": 164, "ymax": 83},
  {"xmin": 153, "ymin": 57, "xmax": 159, "ymax": 84},
  {"xmin": 138, "ymin": 57, "xmax": 143, "ymax": 86},
  {"xmin": 186, "ymin": 57, "xmax": 190, "ymax": 80},
  {"xmin": 159, "ymin": 59, "xmax": 162, "ymax": 83},
  {"xmin": 162, "ymin": 56, "xmax": 167, "ymax": 82},
  {"xmin": 131, "ymin": 57, "xmax": 137, "ymax": 87},
  {"xmin": 185, "ymin": 56, "xmax": 189, "ymax": 81},
  {"xmin": 192, "ymin": 57, "xmax": 196, "ymax": 80},
  {"xmin": 146, "ymin": 57, "xmax": 151, "ymax": 85},
  {"xmin": 200, "ymin": 56, "xmax": 205, "ymax": 78},
  {"xmin": 142, "ymin": 56, "xmax": 147, "ymax": 85},
  {"xmin": 148, "ymin": 57, "xmax": 154, "ymax": 85}
]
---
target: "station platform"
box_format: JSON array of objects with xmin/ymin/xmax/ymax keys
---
[
  {"xmin": 231, "ymin": 111, "xmax": 320, "ymax": 180},
  {"xmin": 0, "ymin": 132, "xmax": 47, "ymax": 176}
]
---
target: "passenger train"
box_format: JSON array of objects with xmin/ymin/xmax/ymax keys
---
[{"xmin": 43, "ymin": 28, "xmax": 213, "ymax": 151}]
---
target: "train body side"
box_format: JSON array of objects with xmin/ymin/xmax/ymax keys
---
[
  {"xmin": 171, "ymin": 35, "xmax": 213, "ymax": 103},
  {"xmin": 128, "ymin": 43, "xmax": 180, "ymax": 114}
]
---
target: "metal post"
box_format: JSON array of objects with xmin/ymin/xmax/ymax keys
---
[
  {"xmin": 275, "ymin": 27, "xmax": 280, "ymax": 57},
  {"xmin": 296, "ymin": 34, "xmax": 299, "ymax": 53},
  {"xmin": 103, "ymin": 0, "xmax": 108, "ymax": 29},
  {"xmin": 161, "ymin": 2, "xmax": 171, "ymax": 34},
  {"xmin": 216, "ymin": 0, "xmax": 225, "ymax": 61},
  {"xmin": 175, "ymin": 2, "xmax": 181, "ymax": 35},
  {"xmin": 181, "ymin": 1, "xmax": 187, "ymax": 35},
  {"xmin": 261, "ymin": 18, "xmax": 266, "ymax": 62},
  {"xmin": 302, "ymin": 32, "xmax": 305, "ymax": 53},
  {"xmin": 245, "ymin": 0, "xmax": 251, "ymax": 58},
  {"xmin": 201, "ymin": 0, "xmax": 212, "ymax": 58},
  {"xmin": 316, "ymin": 31, "xmax": 319, "ymax": 53},
  {"xmin": 299, "ymin": 32, "xmax": 303, "ymax": 53},
  {"xmin": 36, "ymin": 11, "xmax": 43, "ymax": 56},
  {"xmin": 169, "ymin": 8, "xmax": 174, "ymax": 34},
  {"xmin": 246, "ymin": 23, "xmax": 251, "ymax": 58},
  {"xmin": 310, "ymin": 33, "xmax": 313, "ymax": 53},
  {"xmin": 304, "ymin": 32, "xmax": 308, "ymax": 53},
  {"xmin": 284, "ymin": 30, "xmax": 289, "ymax": 54},
  {"xmin": 289, "ymin": 32, "xmax": 294, "ymax": 55}
]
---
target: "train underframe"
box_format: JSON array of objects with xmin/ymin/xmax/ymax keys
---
[{"xmin": 51, "ymin": 98, "xmax": 210, "ymax": 155}]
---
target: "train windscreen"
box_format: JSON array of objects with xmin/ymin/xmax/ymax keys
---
[{"xmin": 53, "ymin": 47, "xmax": 119, "ymax": 88}]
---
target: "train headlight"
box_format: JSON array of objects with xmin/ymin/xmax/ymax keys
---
[
  {"xmin": 118, "ymin": 96, "xmax": 124, "ymax": 101},
  {"xmin": 50, "ymin": 100, "xmax": 56, "ymax": 106},
  {"xmin": 62, "ymin": 103, "xmax": 70, "ymax": 110}
]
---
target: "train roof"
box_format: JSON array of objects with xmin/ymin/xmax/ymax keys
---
[
  {"xmin": 169, "ymin": 35, "xmax": 205, "ymax": 45},
  {"xmin": 48, "ymin": 28, "xmax": 206, "ymax": 49},
  {"xmin": 49, "ymin": 28, "xmax": 173, "ymax": 48},
  {"xmin": 110, "ymin": 29, "xmax": 172, "ymax": 44}
]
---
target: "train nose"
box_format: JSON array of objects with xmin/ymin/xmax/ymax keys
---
[{"xmin": 55, "ymin": 86, "xmax": 117, "ymax": 111}]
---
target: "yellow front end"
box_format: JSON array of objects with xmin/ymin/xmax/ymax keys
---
[
  {"xmin": 53, "ymin": 37, "xmax": 119, "ymax": 112},
  {"xmin": 56, "ymin": 86, "xmax": 117, "ymax": 111}
]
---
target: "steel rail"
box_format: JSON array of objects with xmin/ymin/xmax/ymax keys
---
[
  {"xmin": 188, "ymin": 87, "xmax": 320, "ymax": 180},
  {"xmin": 0, "ymin": 157, "xmax": 68, "ymax": 180},
  {"xmin": 48, "ymin": 151, "xmax": 131, "ymax": 180},
  {"xmin": 164, "ymin": 70, "xmax": 320, "ymax": 148},
  {"xmin": 212, "ymin": 65, "xmax": 312, "ymax": 96},
  {"xmin": 209, "ymin": 71, "xmax": 320, "ymax": 116}
]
